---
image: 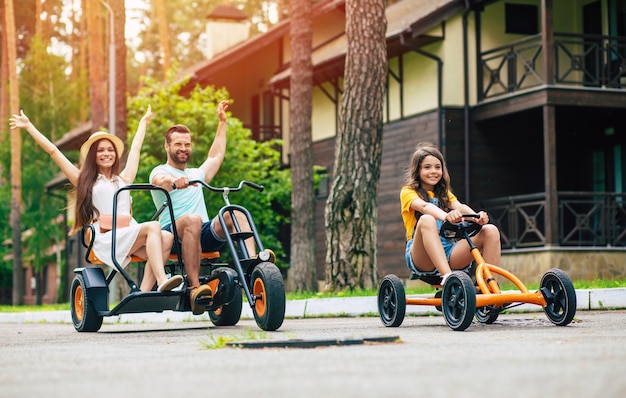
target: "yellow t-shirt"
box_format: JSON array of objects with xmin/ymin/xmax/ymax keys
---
[{"xmin": 400, "ymin": 185, "xmax": 458, "ymax": 241}]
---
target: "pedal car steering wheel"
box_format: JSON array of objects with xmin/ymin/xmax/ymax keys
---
[{"xmin": 439, "ymin": 214, "xmax": 483, "ymax": 240}]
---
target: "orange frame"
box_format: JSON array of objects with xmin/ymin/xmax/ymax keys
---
[{"xmin": 405, "ymin": 247, "xmax": 548, "ymax": 308}]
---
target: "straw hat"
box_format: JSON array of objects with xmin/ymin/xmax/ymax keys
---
[{"xmin": 80, "ymin": 132, "xmax": 124, "ymax": 161}]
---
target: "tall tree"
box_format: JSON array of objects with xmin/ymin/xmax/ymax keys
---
[
  {"xmin": 1, "ymin": 4, "xmax": 8, "ymax": 143},
  {"xmin": 19, "ymin": 35, "xmax": 75, "ymax": 305},
  {"xmin": 287, "ymin": 0, "xmax": 316, "ymax": 291},
  {"xmin": 75, "ymin": 0, "xmax": 89, "ymax": 123},
  {"xmin": 324, "ymin": 0, "xmax": 387, "ymax": 291},
  {"xmin": 153, "ymin": 0, "xmax": 171, "ymax": 77},
  {"xmin": 111, "ymin": 0, "xmax": 127, "ymax": 152},
  {"xmin": 4, "ymin": 0, "xmax": 23, "ymax": 305},
  {"xmin": 86, "ymin": 0, "xmax": 106, "ymax": 131}
]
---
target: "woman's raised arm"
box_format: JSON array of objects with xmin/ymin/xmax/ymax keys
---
[
  {"xmin": 120, "ymin": 105, "xmax": 151, "ymax": 183},
  {"xmin": 9, "ymin": 110, "xmax": 79, "ymax": 186}
]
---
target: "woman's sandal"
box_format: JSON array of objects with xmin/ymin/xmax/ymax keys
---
[{"xmin": 157, "ymin": 275, "xmax": 184, "ymax": 292}]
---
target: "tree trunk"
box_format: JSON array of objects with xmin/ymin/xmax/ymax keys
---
[
  {"xmin": 324, "ymin": 0, "xmax": 387, "ymax": 291},
  {"xmin": 287, "ymin": 0, "xmax": 316, "ymax": 292},
  {"xmin": 86, "ymin": 0, "xmax": 106, "ymax": 131},
  {"xmin": 4, "ymin": 0, "xmax": 23, "ymax": 305},
  {"xmin": 35, "ymin": 0, "xmax": 43, "ymax": 36},
  {"xmin": 1, "ymin": 4, "xmax": 8, "ymax": 144},
  {"xmin": 136, "ymin": 5, "xmax": 154, "ymax": 93},
  {"xmin": 77, "ymin": 0, "xmax": 89, "ymax": 123},
  {"xmin": 154, "ymin": 0, "xmax": 171, "ymax": 77},
  {"xmin": 112, "ymin": 0, "xmax": 127, "ymax": 160}
]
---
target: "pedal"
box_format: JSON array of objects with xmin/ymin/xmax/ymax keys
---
[{"xmin": 195, "ymin": 294, "xmax": 214, "ymax": 308}]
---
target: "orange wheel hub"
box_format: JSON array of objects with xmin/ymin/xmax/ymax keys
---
[
  {"xmin": 74, "ymin": 285, "xmax": 84, "ymax": 320},
  {"xmin": 253, "ymin": 278, "xmax": 266, "ymax": 317}
]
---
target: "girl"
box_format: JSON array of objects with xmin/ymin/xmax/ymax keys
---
[
  {"xmin": 10, "ymin": 107, "xmax": 182, "ymax": 292},
  {"xmin": 400, "ymin": 142, "xmax": 501, "ymax": 286}
]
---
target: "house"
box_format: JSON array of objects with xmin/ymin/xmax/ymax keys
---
[
  {"xmin": 2, "ymin": 216, "xmax": 65, "ymax": 305},
  {"xmin": 182, "ymin": 0, "xmax": 626, "ymax": 284},
  {"xmin": 50, "ymin": 0, "xmax": 625, "ymax": 293}
]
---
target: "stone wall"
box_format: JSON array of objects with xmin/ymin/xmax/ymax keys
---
[
  {"xmin": 500, "ymin": 249, "xmax": 626, "ymax": 284},
  {"xmin": 403, "ymin": 249, "xmax": 626, "ymax": 290}
]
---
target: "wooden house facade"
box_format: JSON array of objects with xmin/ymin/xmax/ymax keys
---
[{"xmin": 183, "ymin": 0, "xmax": 626, "ymax": 284}]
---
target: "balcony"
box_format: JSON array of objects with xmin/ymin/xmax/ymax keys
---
[
  {"xmin": 482, "ymin": 192, "xmax": 626, "ymax": 249},
  {"xmin": 480, "ymin": 33, "xmax": 626, "ymax": 100}
]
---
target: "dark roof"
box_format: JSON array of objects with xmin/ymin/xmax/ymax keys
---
[
  {"xmin": 269, "ymin": 0, "xmax": 462, "ymax": 87},
  {"xmin": 207, "ymin": 4, "xmax": 248, "ymax": 21},
  {"xmin": 180, "ymin": 0, "xmax": 347, "ymax": 91},
  {"xmin": 48, "ymin": 121, "xmax": 94, "ymax": 191},
  {"xmin": 54, "ymin": 121, "xmax": 93, "ymax": 151}
]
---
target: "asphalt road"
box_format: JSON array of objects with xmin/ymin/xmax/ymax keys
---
[{"xmin": 1, "ymin": 310, "xmax": 625, "ymax": 398}]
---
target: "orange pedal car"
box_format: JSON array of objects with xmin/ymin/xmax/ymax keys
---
[{"xmin": 377, "ymin": 215, "xmax": 577, "ymax": 331}]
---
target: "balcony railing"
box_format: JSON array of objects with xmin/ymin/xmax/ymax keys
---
[
  {"xmin": 244, "ymin": 124, "xmax": 282, "ymax": 142},
  {"xmin": 480, "ymin": 33, "xmax": 626, "ymax": 99},
  {"xmin": 481, "ymin": 192, "xmax": 626, "ymax": 249}
]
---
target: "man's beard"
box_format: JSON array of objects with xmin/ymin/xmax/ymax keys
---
[{"xmin": 169, "ymin": 149, "xmax": 189, "ymax": 165}]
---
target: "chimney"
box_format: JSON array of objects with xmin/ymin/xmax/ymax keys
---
[{"xmin": 205, "ymin": 4, "xmax": 249, "ymax": 59}]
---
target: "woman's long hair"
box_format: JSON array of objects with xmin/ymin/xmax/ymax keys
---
[
  {"xmin": 405, "ymin": 142, "xmax": 453, "ymax": 211},
  {"xmin": 69, "ymin": 139, "xmax": 121, "ymax": 235}
]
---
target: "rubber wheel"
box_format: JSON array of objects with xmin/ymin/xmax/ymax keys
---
[
  {"xmin": 70, "ymin": 274, "xmax": 103, "ymax": 332},
  {"xmin": 541, "ymin": 268, "xmax": 577, "ymax": 326},
  {"xmin": 442, "ymin": 271, "xmax": 476, "ymax": 331},
  {"xmin": 377, "ymin": 275, "xmax": 406, "ymax": 327},
  {"xmin": 475, "ymin": 306, "xmax": 499, "ymax": 324},
  {"xmin": 209, "ymin": 290, "xmax": 243, "ymax": 326},
  {"xmin": 251, "ymin": 262, "xmax": 286, "ymax": 331}
]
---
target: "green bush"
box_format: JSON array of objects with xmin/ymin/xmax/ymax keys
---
[{"xmin": 127, "ymin": 74, "xmax": 291, "ymax": 264}]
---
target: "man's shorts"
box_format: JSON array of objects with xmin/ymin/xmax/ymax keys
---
[{"xmin": 163, "ymin": 219, "xmax": 226, "ymax": 254}]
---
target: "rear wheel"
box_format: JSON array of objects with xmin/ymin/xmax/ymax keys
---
[
  {"xmin": 251, "ymin": 263, "xmax": 285, "ymax": 331},
  {"xmin": 377, "ymin": 275, "xmax": 406, "ymax": 327},
  {"xmin": 475, "ymin": 306, "xmax": 499, "ymax": 324},
  {"xmin": 442, "ymin": 271, "xmax": 476, "ymax": 331},
  {"xmin": 70, "ymin": 274, "xmax": 103, "ymax": 332},
  {"xmin": 541, "ymin": 268, "xmax": 577, "ymax": 326},
  {"xmin": 209, "ymin": 290, "xmax": 243, "ymax": 326}
]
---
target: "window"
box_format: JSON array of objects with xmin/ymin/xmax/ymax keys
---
[{"xmin": 505, "ymin": 3, "xmax": 539, "ymax": 35}]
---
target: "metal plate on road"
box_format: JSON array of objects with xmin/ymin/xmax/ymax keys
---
[{"xmin": 226, "ymin": 335, "xmax": 401, "ymax": 349}]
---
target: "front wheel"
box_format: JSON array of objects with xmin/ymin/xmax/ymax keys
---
[
  {"xmin": 377, "ymin": 275, "xmax": 406, "ymax": 327},
  {"xmin": 251, "ymin": 262, "xmax": 286, "ymax": 331},
  {"xmin": 442, "ymin": 271, "xmax": 476, "ymax": 331},
  {"xmin": 541, "ymin": 268, "xmax": 577, "ymax": 326},
  {"xmin": 70, "ymin": 274, "xmax": 103, "ymax": 332}
]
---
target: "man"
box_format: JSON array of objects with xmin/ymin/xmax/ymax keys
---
[{"xmin": 150, "ymin": 100, "xmax": 257, "ymax": 315}]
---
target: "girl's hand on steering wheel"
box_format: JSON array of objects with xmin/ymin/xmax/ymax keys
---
[
  {"xmin": 445, "ymin": 210, "xmax": 463, "ymax": 224},
  {"xmin": 475, "ymin": 211, "xmax": 489, "ymax": 225}
]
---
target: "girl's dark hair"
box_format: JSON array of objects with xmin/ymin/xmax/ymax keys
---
[
  {"xmin": 69, "ymin": 138, "xmax": 121, "ymax": 235},
  {"xmin": 405, "ymin": 142, "xmax": 452, "ymax": 211}
]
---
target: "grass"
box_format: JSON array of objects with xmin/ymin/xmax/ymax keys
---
[
  {"xmin": 498, "ymin": 278, "xmax": 626, "ymax": 292},
  {"xmin": 199, "ymin": 328, "xmax": 268, "ymax": 349},
  {"xmin": 0, "ymin": 303, "xmax": 70, "ymax": 312},
  {"xmin": 287, "ymin": 278, "xmax": 626, "ymax": 300},
  {"xmin": 2, "ymin": 278, "xmax": 625, "ymax": 312}
]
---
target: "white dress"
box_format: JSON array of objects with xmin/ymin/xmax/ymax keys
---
[{"xmin": 90, "ymin": 174, "xmax": 141, "ymax": 268}]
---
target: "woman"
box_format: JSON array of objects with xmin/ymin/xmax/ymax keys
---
[
  {"xmin": 10, "ymin": 107, "xmax": 182, "ymax": 292},
  {"xmin": 400, "ymin": 142, "xmax": 501, "ymax": 286}
]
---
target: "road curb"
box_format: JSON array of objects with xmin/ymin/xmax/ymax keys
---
[{"xmin": 1, "ymin": 288, "xmax": 625, "ymax": 324}]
